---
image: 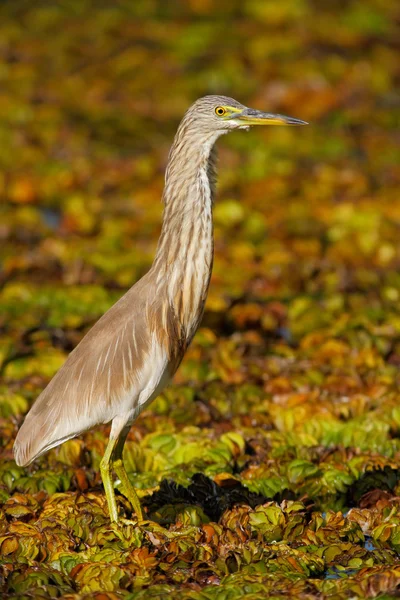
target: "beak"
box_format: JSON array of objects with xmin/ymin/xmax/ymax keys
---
[{"xmin": 235, "ymin": 108, "xmax": 308, "ymax": 126}]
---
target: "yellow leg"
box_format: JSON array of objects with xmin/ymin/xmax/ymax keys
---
[
  {"xmin": 101, "ymin": 430, "xmax": 194, "ymax": 536},
  {"xmin": 102, "ymin": 430, "xmax": 186, "ymax": 537},
  {"xmin": 113, "ymin": 459, "xmax": 143, "ymax": 521},
  {"xmin": 112, "ymin": 427, "xmax": 144, "ymax": 522},
  {"xmin": 100, "ymin": 436, "xmax": 119, "ymax": 523},
  {"xmin": 100, "ymin": 423, "xmax": 143, "ymax": 523}
]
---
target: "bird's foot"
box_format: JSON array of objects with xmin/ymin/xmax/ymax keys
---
[{"xmin": 138, "ymin": 519, "xmax": 198, "ymax": 540}]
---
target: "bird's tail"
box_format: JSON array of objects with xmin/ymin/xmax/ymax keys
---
[{"xmin": 13, "ymin": 403, "xmax": 78, "ymax": 466}]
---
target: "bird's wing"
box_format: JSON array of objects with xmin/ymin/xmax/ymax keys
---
[{"xmin": 13, "ymin": 277, "xmax": 172, "ymax": 466}]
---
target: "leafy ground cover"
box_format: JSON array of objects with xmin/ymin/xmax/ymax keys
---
[{"xmin": 1, "ymin": 1, "xmax": 400, "ymax": 598}]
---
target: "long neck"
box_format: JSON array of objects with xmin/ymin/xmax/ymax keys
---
[{"xmin": 152, "ymin": 123, "xmax": 219, "ymax": 342}]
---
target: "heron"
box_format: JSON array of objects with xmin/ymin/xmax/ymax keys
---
[{"xmin": 13, "ymin": 95, "xmax": 307, "ymax": 523}]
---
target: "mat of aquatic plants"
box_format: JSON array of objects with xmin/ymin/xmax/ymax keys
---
[{"xmin": 1, "ymin": 1, "xmax": 400, "ymax": 599}]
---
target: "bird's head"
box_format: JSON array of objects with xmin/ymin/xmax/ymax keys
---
[{"xmin": 185, "ymin": 95, "xmax": 308, "ymax": 136}]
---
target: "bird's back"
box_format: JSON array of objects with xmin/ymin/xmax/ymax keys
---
[{"xmin": 13, "ymin": 274, "xmax": 178, "ymax": 466}]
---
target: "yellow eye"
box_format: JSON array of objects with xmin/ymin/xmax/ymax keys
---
[{"xmin": 215, "ymin": 106, "xmax": 227, "ymax": 116}]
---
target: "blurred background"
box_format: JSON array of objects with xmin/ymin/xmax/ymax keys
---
[
  {"xmin": 1, "ymin": 0, "xmax": 400, "ymax": 405},
  {"xmin": 1, "ymin": 2, "xmax": 400, "ymax": 595},
  {"xmin": 1, "ymin": 0, "xmax": 399, "ymax": 304},
  {"xmin": 0, "ymin": 0, "xmax": 399, "ymax": 430},
  {"xmin": 1, "ymin": 0, "xmax": 400, "ymax": 401}
]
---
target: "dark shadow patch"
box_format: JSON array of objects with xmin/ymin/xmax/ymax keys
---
[
  {"xmin": 142, "ymin": 473, "xmax": 268, "ymax": 521},
  {"xmin": 346, "ymin": 467, "xmax": 400, "ymax": 507},
  {"xmin": 142, "ymin": 473, "xmax": 303, "ymax": 522}
]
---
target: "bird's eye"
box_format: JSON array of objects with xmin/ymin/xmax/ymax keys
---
[{"xmin": 215, "ymin": 106, "xmax": 227, "ymax": 116}]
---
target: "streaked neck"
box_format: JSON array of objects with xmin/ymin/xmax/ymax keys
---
[{"xmin": 152, "ymin": 126, "xmax": 219, "ymax": 341}]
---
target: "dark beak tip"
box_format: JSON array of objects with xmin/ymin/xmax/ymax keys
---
[{"xmin": 289, "ymin": 118, "xmax": 309, "ymax": 126}]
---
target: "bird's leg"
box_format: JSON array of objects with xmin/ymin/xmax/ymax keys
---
[
  {"xmin": 103, "ymin": 420, "xmax": 173, "ymax": 536},
  {"xmin": 108, "ymin": 426, "xmax": 190, "ymax": 538},
  {"xmin": 100, "ymin": 436, "xmax": 120, "ymax": 523},
  {"xmin": 111, "ymin": 425, "xmax": 144, "ymax": 522}
]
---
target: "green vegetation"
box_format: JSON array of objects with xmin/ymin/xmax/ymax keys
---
[{"xmin": 1, "ymin": 0, "xmax": 400, "ymax": 598}]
